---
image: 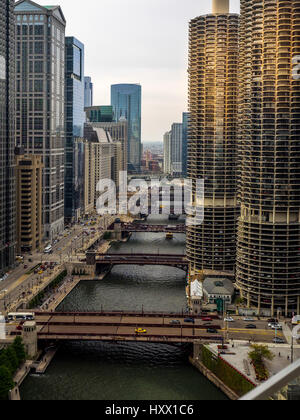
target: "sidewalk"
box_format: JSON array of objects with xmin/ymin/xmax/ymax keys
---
[{"xmin": 40, "ymin": 277, "xmax": 81, "ymax": 311}]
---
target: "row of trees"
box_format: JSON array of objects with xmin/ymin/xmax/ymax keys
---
[
  {"xmin": 28, "ymin": 269, "xmax": 68, "ymax": 309},
  {"xmin": 0, "ymin": 337, "xmax": 26, "ymax": 400}
]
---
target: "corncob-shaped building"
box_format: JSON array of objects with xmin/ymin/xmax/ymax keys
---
[
  {"xmin": 187, "ymin": 0, "xmax": 239, "ymax": 278},
  {"xmin": 237, "ymin": 0, "xmax": 300, "ymax": 316}
]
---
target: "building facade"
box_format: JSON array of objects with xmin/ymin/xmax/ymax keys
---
[
  {"xmin": 65, "ymin": 36, "xmax": 85, "ymax": 223},
  {"xmin": 82, "ymin": 127, "xmax": 115, "ymax": 215},
  {"xmin": 186, "ymin": 0, "xmax": 239, "ymax": 277},
  {"xmin": 111, "ymin": 84, "xmax": 141, "ymax": 172},
  {"xmin": 85, "ymin": 106, "xmax": 114, "ymax": 123},
  {"xmin": 0, "ymin": 0, "xmax": 16, "ymax": 271},
  {"xmin": 170, "ymin": 123, "xmax": 183, "ymax": 177},
  {"xmin": 87, "ymin": 121, "xmax": 128, "ymax": 178},
  {"xmin": 163, "ymin": 131, "xmax": 171, "ymax": 174},
  {"xmin": 84, "ymin": 76, "xmax": 93, "ymax": 108},
  {"xmin": 237, "ymin": 0, "xmax": 300, "ymax": 315},
  {"xmin": 14, "ymin": 0, "xmax": 66, "ymax": 240},
  {"xmin": 15, "ymin": 153, "xmax": 43, "ymax": 253},
  {"xmin": 182, "ymin": 112, "xmax": 189, "ymax": 177}
]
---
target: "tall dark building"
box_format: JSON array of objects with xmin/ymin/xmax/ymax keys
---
[
  {"xmin": 237, "ymin": 0, "xmax": 300, "ymax": 316},
  {"xmin": 65, "ymin": 36, "xmax": 85, "ymax": 222},
  {"xmin": 186, "ymin": 0, "xmax": 239, "ymax": 278},
  {"xmin": 0, "ymin": 0, "xmax": 16, "ymax": 271}
]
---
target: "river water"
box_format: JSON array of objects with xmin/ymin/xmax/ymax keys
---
[{"xmin": 20, "ymin": 216, "xmax": 226, "ymax": 401}]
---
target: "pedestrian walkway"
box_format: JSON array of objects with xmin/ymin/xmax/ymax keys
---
[
  {"xmin": 40, "ymin": 277, "xmax": 81, "ymax": 311},
  {"xmin": 35, "ymin": 347, "xmax": 58, "ymax": 374},
  {"xmin": 282, "ymin": 323, "xmax": 293, "ymax": 345},
  {"xmin": 13, "ymin": 361, "xmax": 33, "ymax": 387}
]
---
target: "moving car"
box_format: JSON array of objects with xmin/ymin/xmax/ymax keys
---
[
  {"xmin": 246, "ymin": 324, "xmax": 257, "ymax": 329},
  {"xmin": 207, "ymin": 328, "xmax": 218, "ymax": 334},
  {"xmin": 169, "ymin": 320, "xmax": 180, "ymax": 325},
  {"xmin": 271, "ymin": 324, "xmax": 282, "ymax": 331},
  {"xmin": 135, "ymin": 328, "xmax": 147, "ymax": 334},
  {"xmin": 224, "ymin": 317, "xmax": 234, "ymax": 322},
  {"xmin": 184, "ymin": 318, "xmax": 195, "ymax": 324},
  {"xmin": 44, "ymin": 245, "xmax": 52, "ymax": 254}
]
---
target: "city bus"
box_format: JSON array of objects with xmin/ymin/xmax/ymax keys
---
[{"xmin": 7, "ymin": 312, "xmax": 35, "ymax": 322}]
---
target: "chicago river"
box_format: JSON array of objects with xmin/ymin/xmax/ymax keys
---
[{"xmin": 20, "ymin": 216, "xmax": 226, "ymax": 400}]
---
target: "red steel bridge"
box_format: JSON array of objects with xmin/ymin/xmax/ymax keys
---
[
  {"xmin": 35, "ymin": 312, "xmax": 223, "ymax": 344},
  {"xmin": 86, "ymin": 253, "xmax": 188, "ymax": 271},
  {"xmin": 117, "ymin": 223, "xmax": 186, "ymax": 234}
]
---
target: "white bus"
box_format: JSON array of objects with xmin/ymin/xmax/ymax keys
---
[{"xmin": 8, "ymin": 312, "xmax": 35, "ymax": 322}]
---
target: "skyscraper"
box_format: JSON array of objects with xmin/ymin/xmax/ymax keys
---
[
  {"xmin": 163, "ymin": 131, "xmax": 171, "ymax": 174},
  {"xmin": 182, "ymin": 112, "xmax": 189, "ymax": 177},
  {"xmin": 186, "ymin": 0, "xmax": 239, "ymax": 277},
  {"xmin": 0, "ymin": 0, "xmax": 16, "ymax": 271},
  {"xmin": 84, "ymin": 76, "xmax": 93, "ymax": 108},
  {"xmin": 170, "ymin": 123, "xmax": 183, "ymax": 176},
  {"xmin": 237, "ymin": 0, "xmax": 300, "ymax": 316},
  {"xmin": 111, "ymin": 84, "xmax": 142, "ymax": 172},
  {"xmin": 65, "ymin": 36, "xmax": 85, "ymax": 222},
  {"xmin": 15, "ymin": 0, "xmax": 66, "ymax": 240}
]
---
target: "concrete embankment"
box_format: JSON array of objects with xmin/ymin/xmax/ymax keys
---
[{"xmin": 189, "ymin": 356, "xmax": 239, "ymax": 401}]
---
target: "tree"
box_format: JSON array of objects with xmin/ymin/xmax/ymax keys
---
[
  {"xmin": 0, "ymin": 366, "xmax": 14, "ymax": 401},
  {"xmin": 0, "ymin": 351, "xmax": 13, "ymax": 375},
  {"xmin": 5, "ymin": 347, "xmax": 19, "ymax": 374},
  {"xmin": 249, "ymin": 345, "xmax": 275, "ymax": 364},
  {"xmin": 12, "ymin": 337, "xmax": 26, "ymax": 365}
]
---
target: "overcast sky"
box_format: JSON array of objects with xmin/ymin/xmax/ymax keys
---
[{"xmin": 57, "ymin": 0, "xmax": 240, "ymax": 142}]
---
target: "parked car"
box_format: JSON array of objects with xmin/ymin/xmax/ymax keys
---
[
  {"xmin": 244, "ymin": 318, "xmax": 255, "ymax": 322},
  {"xmin": 273, "ymin": 338, "xmax": 285, "ymax": 344}
]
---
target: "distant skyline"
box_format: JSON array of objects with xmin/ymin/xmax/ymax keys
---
[{"xmin": 47, "ymin": 0, "xmax": 240, "ymax": 142}]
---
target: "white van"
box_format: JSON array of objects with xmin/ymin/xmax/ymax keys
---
[{"xmin": 44, "ymin": 245, "xmax": 52, "ymax": 254}]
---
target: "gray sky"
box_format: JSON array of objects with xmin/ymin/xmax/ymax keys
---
[{"xmin": 57, "ymin": 0, "xmax": 240, "ymax": 142}]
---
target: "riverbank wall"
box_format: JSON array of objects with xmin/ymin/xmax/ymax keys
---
[{"xmin": 190, "ymin": 344, "xmax": 256, "ymax": 400}]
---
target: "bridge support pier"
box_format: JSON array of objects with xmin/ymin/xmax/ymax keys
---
[
  {"xmin": 193, "ymin": 342, "xmax": 202, "ymax": 360},
  {"xmin": 22, "ymin": 321, "xmax": 38, "ymax": 358}
]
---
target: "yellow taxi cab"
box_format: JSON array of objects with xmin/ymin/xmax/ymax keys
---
[{"xmin": 135, "ymin": 328, "xmax": 147, "ymax": 334}]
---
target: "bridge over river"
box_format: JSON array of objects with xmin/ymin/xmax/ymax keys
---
[
  {"xmin": 116, "ymin": 223, "xmax": 186, "ymax": 234},
  {"xmin": 85, "ymin": 253, "xmax": 188, "ymax": 272},
  {"xmin": 35, "ymin": 312, "xmax": 223, "ymax": 344}
]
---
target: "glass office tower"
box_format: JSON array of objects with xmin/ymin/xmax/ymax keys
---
[
  {"xmin": 15, "ymin": 0, "xmax": 66, "ymax": 240},
  {"xmin": 84, "ymin": 77, "xmax": 93, "ymax": 108},
  {"xmin": 237, "ymin": 0, "xmax": 300, "ymax": 316},
  {"xmin": 186, "ymin": 0, "xmax": 239, "ymax": 277},
  {"xmin": 65, "ymin": 36, "xmax": 85, "ymax": 222},
  {"xmin": 111, "ymin": 84, "xmax": 142, "ymax": 172},
  {"xmin": 0, "ymin": 0, "xmax": 16, "ymax": 271}
]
